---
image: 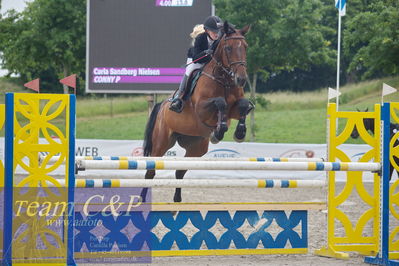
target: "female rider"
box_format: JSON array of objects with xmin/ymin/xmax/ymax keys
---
[{"xmin": 169, "ymin": 15, "xmax": 223, "ymax": 113}]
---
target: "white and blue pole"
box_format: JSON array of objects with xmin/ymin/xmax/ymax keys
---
[{"xmin": 365, "ymin": 103, "xmax": 399, "ymax": 265}]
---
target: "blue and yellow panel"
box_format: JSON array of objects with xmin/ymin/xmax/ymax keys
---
[
  {"xmin": 74, "ymin": 206, "xmax": 308, "ymax": 259},
  {"xmin": 388, "ymin": 103, "xmax": 399, "ymax": 258},
  {"xmin": 0, "ymin": 104, "xmax": 4, "ymax": 254}
]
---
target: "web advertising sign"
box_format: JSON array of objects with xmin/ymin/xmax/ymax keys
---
[{"xmin": 86, "ymin": 0, "xmax": 212, "ymax": 94}]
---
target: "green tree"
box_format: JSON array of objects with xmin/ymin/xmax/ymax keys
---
[
  {"xmin": 0, "ymin": 0, "xmax": 86, "ymax": 93},
  {"xmin": 343, "ymin": 0, "xmax": 399, "ymax": 79},
  {"xmin": 214, "ymin": 0, "xmax": 335, "ymax": 91},
  {"xmin": 214, "ymin": 0, "xmax": 336, "ymax": 140}
]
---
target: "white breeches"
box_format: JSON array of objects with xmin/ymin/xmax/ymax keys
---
[{"xmin": 185, "ymin": 57, "xmax": 203, "ymax": 76}]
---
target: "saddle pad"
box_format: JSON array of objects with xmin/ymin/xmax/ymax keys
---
[{"xmin": 183, "ymin": 70, "xmax": 202, "ymax": 100}]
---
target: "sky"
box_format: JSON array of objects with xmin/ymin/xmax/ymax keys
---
[
  {"xmin": 1, "ymin": 0, "xmax": 31, "ymax": 13},
  {"xmin": 0, "ymin": 0, "xmax": 32, "ymax": 76}
]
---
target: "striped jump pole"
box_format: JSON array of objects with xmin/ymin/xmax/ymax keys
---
[
  {"xmin": 77, "ymin": 156, "xmax": 325, "ymax": 162},
  {"xmin": 74, "ymin": 173, "xmax": 321, "ymax": 180},
  {"xmin": 51, "ymin": 179, "xmax": 326, "ymax": 188},
  {"xmin": 40, "ymin": 155, "xmax": 325, "ymax": 163},
  {"xmin": 77, "ymin": 160, "xmax": 381, "ymax": 172}
]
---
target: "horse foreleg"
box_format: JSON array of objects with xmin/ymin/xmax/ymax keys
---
[
  {"xmin": 233, "ymin": 98, "xmax": 250, "ymax": 142},
  {"xmin": 209, "ymin": 97, "xmax": 228, "ymax": 144}
]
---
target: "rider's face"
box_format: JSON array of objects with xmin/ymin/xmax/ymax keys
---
[{"xmin": 207, "ymin": 30, "xmax": 220, "ymax": 40}]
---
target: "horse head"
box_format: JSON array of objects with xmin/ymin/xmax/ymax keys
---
[
  {"xmin": 351, "ymin": 108, "xmax": 373, "ymax": 139},
  {"xmin": 213, "ymin": 21, "xmax": 250, "ymax": 88}
]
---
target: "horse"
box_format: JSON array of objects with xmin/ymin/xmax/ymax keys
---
[
  {"xmin": 141, "ymin": 21, "xmax": 252, "ymax": 202},
  {"xmin": 350, "ymin": 108, "xmax": 399, "ymax": 180}
]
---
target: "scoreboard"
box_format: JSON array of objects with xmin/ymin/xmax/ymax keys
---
[{"xmin": 86, "ymin": 0, "xmax": 213, "ymax": 94}]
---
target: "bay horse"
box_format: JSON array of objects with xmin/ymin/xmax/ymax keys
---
[
  {"xmin": 141, "ymin": 22, "xmax": 252, "ymax": 202},
  {"xmin": 351, "ymin": 108, "xmax": 399, "ymax": 180}
]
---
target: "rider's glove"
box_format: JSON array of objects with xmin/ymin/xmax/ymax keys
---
[{"xmin": 204, "ymin": 49, "xmax": 213, "ymax": 55}]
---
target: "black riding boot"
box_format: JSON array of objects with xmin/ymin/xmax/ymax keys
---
[{"xmin": 170, "ymin": 75, "xmax": 189, "ymax": 113}]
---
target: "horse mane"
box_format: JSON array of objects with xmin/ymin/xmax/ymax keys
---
[
  {"xmin": 363, "ymin": 118, "xmax": 375, "ymax": 133},
  {"xmin": 210, "ymin": 21, "xmax": 237, "ymax": 56},
  {"xmin": 222, "ymin": 21, "xmax": 236, "ymax": 36}
]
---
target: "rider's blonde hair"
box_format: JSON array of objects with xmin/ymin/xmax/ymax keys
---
[{"xmin": 190, "ymin": 24, "xmax": 205, "ymax": 45}]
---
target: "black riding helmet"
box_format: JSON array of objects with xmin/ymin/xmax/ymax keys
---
[{"xmin": 203, "ymin": 16, "xmax": 223, "ymax": 32}]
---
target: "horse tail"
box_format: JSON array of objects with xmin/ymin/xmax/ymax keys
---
[{"xmin": 143, "ymin": 102, "xmax": 162, "ymax": 156}]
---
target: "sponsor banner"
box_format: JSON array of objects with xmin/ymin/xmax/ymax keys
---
[
  {"xmin": 0, "ymin": 138, "xmax": 382, "ymax": 181},
  {"xmin": 92, "ymin": 67, "xmax": 184, "ymax": 84}
]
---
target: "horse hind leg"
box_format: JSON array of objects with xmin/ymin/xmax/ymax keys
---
[
  {"xmin": 140, "ymin": 170, "xmax": 155, "ymax": 203},
  {"xmin": 140, "ymin": 140, "xmax": 175, "ymax": 202},
  {"xmin": 173, "ymin": 170, "xmax": 187, "ymax": 203},
  {"xmin": 174, "ymin": 136, "xmax": 209, "ymax": 202},
  {"xmin": 140, "ymin": 132, "xmax": 177, "ymax": 202}
]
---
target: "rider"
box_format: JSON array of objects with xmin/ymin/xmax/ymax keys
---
[
  {"xmin": 186, "ymin": 24, "xmax": 205, "ymax": 65},
  {"xmin": 169, "ymin": 15, "xmax": 223, "ymax": 113}
]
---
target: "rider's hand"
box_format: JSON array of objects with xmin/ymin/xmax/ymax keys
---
[{"xmin": 204, "ymin": 49, "xmax": 213, "ymax": 55}]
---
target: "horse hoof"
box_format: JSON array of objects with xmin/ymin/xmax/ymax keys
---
[
  {"xmin": 174, "ymin": 195, "xmax": 182, "ymax": 203},
  {"xmin": 219, "ymin": 122, "xmax": 228, "ymax": 132},
  {"xmin": 210, "ymin": 133, "xmax": 220, "ymax": 144},
  {"xmin": 234, "ymin": 124, "xmax": 246, "ymax": 142},
  {"xmin": 234, "ymin": 134, "xmax": 245, "ymax": 143},
  {"xmin": 140, "ymin": 193, "xmax": 147, "ymax": 203}
]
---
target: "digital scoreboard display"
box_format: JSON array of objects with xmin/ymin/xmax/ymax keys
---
[{"xmin": 86, "ymin": 0, "xmax": 213, "ymax": 94}]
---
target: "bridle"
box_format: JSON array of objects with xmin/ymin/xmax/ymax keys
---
[
  {"xmin": 202, "ymin": 34, "xmax": 247, "ymax": 87},
  {"xmin": 222, "ymin": 35, "xmax": 247, "ymax": 71}
]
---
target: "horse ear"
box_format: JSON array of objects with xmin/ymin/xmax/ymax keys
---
[
  {"xmin": 365, "ymin": 107, "xmax": 369, "ymax": 112},
  {"xmin": 356, "ymin": 108, "xmax": 360, "ymax": 112},
  {"xmin": 240, "ymin": 25, "xmax": 251, "ymax": 36},
  {"xmin": 223, "ymin": 21, "xmax": 230, "ymax": 35}
]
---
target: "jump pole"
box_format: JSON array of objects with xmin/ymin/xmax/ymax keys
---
[
  {"xmin": 51, "ymin": 178, "xmax": 326, "ymax": 188},
  {"xmin": 77, "ymin": 160, "xmax": 381, "ymax": 172},
  {"xmin": 74, "ymin": 173, "xmax": 325, "ymax": 180},
  {"xmin": 40, "ymin": 155, "xmax": 325, "ymax": 163}
]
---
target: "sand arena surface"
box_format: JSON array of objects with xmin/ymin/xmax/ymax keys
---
[{"xmin": 82, "ymin": 182, "xmax": 371, "ymax": 265}]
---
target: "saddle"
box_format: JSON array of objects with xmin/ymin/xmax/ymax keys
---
[{"xmin": 182, "ymin": 69, "xmax": 202, "ymax": 101}]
